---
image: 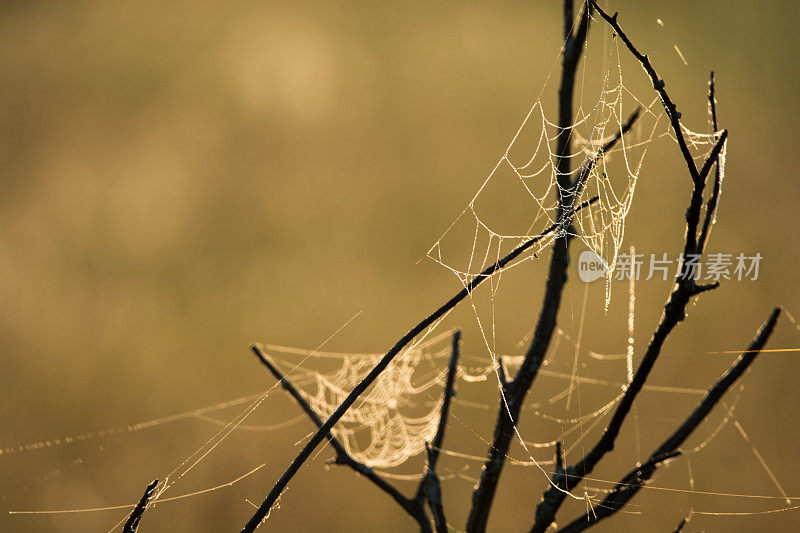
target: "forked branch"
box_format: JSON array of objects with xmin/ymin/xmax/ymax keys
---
[
  {"xmin": 241, "ymin": 196, "xmax": 598, "ymax": 532},
  {"xmin": 252, "ymin": 329, "xmax": 462, "ymax": 533},
  {"xmin": 465, "ymin": 2, "xmax": 643, "ymax": 528},
  {"xmin": 251, "ymin": 345, "xmax": 423, "ymax": 525},
  {"xmin": 558, "ymin": 307, "xmax": 782, "ymax": 532},
  {"xmin": 531, "ymin": 6, "xmax": 730, "ymax": 532}
]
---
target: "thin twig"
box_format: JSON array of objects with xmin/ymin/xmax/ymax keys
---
[
  {"xmin": 241, "ymin": 196, "xmax": 598, "ymax": 532},
  {"xmin": 556, "ymin": 0, "xmax": 592, "ymax": 198},
  {"xmin": 554, "ymin": 441, "xmax": 565, "ymax": 486},
  {"xmin": 569, "ymin": 107, "xmax": 642, "ymax": 198},
  {"xmin": 496, "ymin": 356, "xmax": 510, "ymax": 390},
  {"xmin": 689, "ymin": 130, "xmax": 727, "ymax": 253},
  {"xmin": 123, "ymin": 479, "xmax": 158, "ymax": 533},
  {"xmin": 415, "ymin": 330, "xmax": 462, "ymax": 532},
  {"xmin": 557, "ymin": 307, "xmax": 782, "ymax": 532},
  {"xmin": 588, "ymin": 0, "xmax": 700, "ymax": 184},
  {"xmin": 673, "ymin": 517, "xmax": 688, "ymax": 533},
  {"xmin": 429, "ymin": 329, "xmax": 461, "ymax": 473},
  {"xmin": 253, "ymin": 331, "xmax": 463, "ymax": 532},
  {"xmin": 422, "ymin": 444, "xmax": 448, "ymax": 533},
  {"xmin": 697, "ymin": 72, "xmax": 723, "ymax": 253},
  {"xmin": 601, "ymin": 107, "xmax": 642, "ymax": 153}
]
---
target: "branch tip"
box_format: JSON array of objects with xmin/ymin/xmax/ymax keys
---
[
  {"xmin": 555, "ymin": 441, "xmax": 565, "ymax": 473},
  {"xmin": 123, "ymin": 479, "xmax": 159, "ymax": 533},
  {"xmin": 557, "ymin": 307, "xmax": 781, "ymax": 531}
]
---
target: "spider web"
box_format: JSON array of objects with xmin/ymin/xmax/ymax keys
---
[
  {"xmin": 257, "ymin": 331, "xmax": 456, "ymax": 468},
  {"xmin": 426, "ymin": 30, "xmax": 726, "ymax": 314}
]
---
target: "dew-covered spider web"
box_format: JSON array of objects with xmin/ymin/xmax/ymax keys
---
[
  {"xmin": 425, "ymin": 29, "xmax": 727, "ymax": 314},
  {"xmin": 256, "ymin": 331, "xmax": 458, "ymax": 469},
  {"xmin": 4, "ymin": 8, "xmax": 799, "ymax": 533}
]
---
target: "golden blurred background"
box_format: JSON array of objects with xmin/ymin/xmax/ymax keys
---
[{"xmin": 1, "ymin": 1, "xmax": 799, "ymax": 531}]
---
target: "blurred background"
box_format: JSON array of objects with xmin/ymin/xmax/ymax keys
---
[{"xmin": 1, "ymin": 1, "xmax": 798, "ymax": 531}]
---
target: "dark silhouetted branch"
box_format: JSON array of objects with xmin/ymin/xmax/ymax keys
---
[
  {"xmin": 697, "ymin": 72, "xmax": 723, "ymax": 254},
  {"xmin": 708, "ymin": 71, "xmax": 719, "ymax": 133},
  {"xmin": 690, "ymin": 280, "xmax": 719, "ymax": 296},
  {"xmin": 601, "ymin": 107, "xmax": 641, "ymax": 153},
  {"xmin": 421, "ymin": 444, "xmax": 447, "ymax": 533},
  {"xmin": 123, "ymin": 479, "xmax": 158, "ymax": 533},
  {"xmin": 556, "ymin": 0, "xmax": 592, "ymax": 198},
  {"xmin": 496, "ymin": 356, "xmax": 510, "ymax": 390},
  {"xmin": 427, "ymin": 329, "xmax": 461, "ymax": 475},
  {"xmin": 554, "ymin": 441, "xmax": 565, "ymax": 475},
  {"xmin": 557, "ymin": 307, "xmax": 781, "ymax": 532},
  {"xmin": 673, "ymin": 517, "xmax": 688, "ymax": 533},
  {"xmin": 414, "ymin": 330, "xmax": 462, "ymax": 532},
  {"xmin": 588, "ymin": 0, "xmax": 700, "ymax": 185},
  {"xmin": 530, "ymin": 11, "xmax": 731, "ymax": 532},
  {"xmin": 242, "ymin": 195, "xmax": 598, "ymax": 532},
  {"xmin": 687, "ymin": 130, "xmax": 727, "ymax": 254},
  {"xmin": 465, "ymin": 4, "xmax": 645, "ymax": 529}
]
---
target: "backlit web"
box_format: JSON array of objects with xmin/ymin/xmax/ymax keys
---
[
  {"xmin": 259, "ymin": 331, "xmax": 457, "ymax": 468},
  {"xmin": 426, "ymin": 32, "xmax": 727, "ymax": 313}
]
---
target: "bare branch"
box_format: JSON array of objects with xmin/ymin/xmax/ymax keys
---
[
  {"xmin": 429, "ymin": 329, "xmax": 461, "ymax": 472},
  {"xmin": 562, "ymin": 0, "xmax": 573, "ymax": 42},
  {"xmin": 690, "ymin": 280, "xmax": 719, "ymax": 296},
  {"xmin": 708, "ymin": 71, "xmax": 719, "ymax": 133},
  {"xmin": 415, "ymin": 330, "xmax": 462, "ymax": 532},
  {"xmin": 240, "ymin": 6, "xmax": 772, "ymax": 533},
  {"xmin": 123, "ymin": 479, "xmax": 158, "ymax": 533},
  {"xmin": 601, "ymin": 106, "xmax": 642, "ymax": 154},
  {"xmin": 554, "ymin": 441, "xmax": 565, "ymax": 484},
  {"xmin": 697, "ymin": 72, "xmax": 724, "ymax": 254},
  {"xmin": 556, "ymin": 0, "xmax": 592, "ymax": 197},
  {"xmin": 557, "ymin": 307, "xmax": 782, "ymax": 532},
  {"xmin": 465, "ymin": 16, "xmax": 641, "ymax": 528},
  {"xmin": 682, "ymin": 129, "xmax": 727, "ymax": 256},
  {"xmin": 588, "ymin": 0, "xmax": 700, "ymax": 184},
  {"xmin": 589, "ymin": 0, "xmax": 730, "ymax": 259},
  {"xmin": 530, "ymin": 176, "xmax": 718, "ymax": 533},
  {"xmin": 253, "ymin": 331, "xmax": 464, "ymax": 532},
  {"xmin": 496, "ymin": 356, "xmax": 510, "ymax": 390},
  {"xmin": 422, "ymin": 443, "xmax": 448, "ymax": 533},
  {"xmin": 242, "ymin": 196, "xmax": 599, "ymax": 532},
  {"xmin": 697, "ymin": 130, "xmax": 727, "ymax": 185}
]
